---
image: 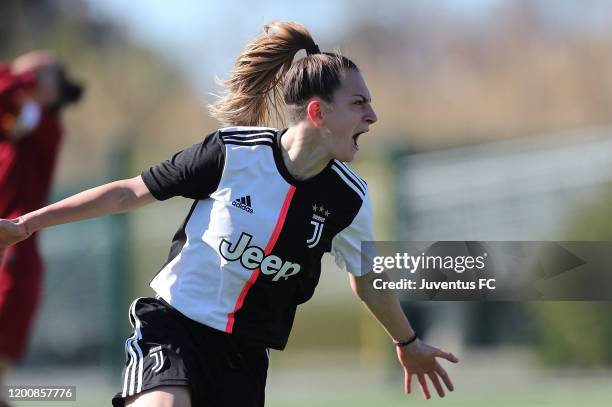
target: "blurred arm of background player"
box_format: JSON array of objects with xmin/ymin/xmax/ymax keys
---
[
  {"xmin": 1, "ymin": 50, "xmax": 87, "ymax": 405},
  {"xmin": 0, "ymin": 175, "xmax": 156, "ymax": 260},
  {"xmin": 350, "ymin": 272, "xmax": 460, "ymax": 400},
  {"xmin": 0, "ymin": 48, "xmax": 153, "ymax": 241},
  {"xmin": 1, "ymin": 51, "xmax": 82, "ymax": 142}
]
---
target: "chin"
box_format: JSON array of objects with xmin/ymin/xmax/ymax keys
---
[{"xmin": 334, "ymin": 151, "xmax": 356, "ymax": 163}]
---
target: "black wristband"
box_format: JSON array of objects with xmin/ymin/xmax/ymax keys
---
[{"xmin": 393, "ymin": 333, "xmax": 418, "ymax": 347}]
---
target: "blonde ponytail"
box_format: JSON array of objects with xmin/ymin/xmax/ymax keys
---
[{"xmin": 208, "ymin": 21, "xmax": 315, "ymax": 127}]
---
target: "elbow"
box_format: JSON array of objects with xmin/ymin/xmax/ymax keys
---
[
  {"xmin": 115, "ymin": 176, "xmax": 151, "ymax": 213},
  {"xmin": 351, "ymin": 282, "xmax": 367, "ymax": 300},
  {"xmin": 350, "ymin": 274, "xmax": 375, "ymax": 302},
  {"xmin": 115, "ymin": 181, "xmax": 136, "ymax": 213}
]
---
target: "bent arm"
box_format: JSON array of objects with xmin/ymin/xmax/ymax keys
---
[
  {"xmin": 349, "ymin": 271, "xmax": 415, "ymax": 341},
  {"xmin": 350, "ymin": 271, "xmax": 459, "ymax": 399},
  {"xmin": 20, "ymin": 175, "xmax": 155, "ymax": 235}
]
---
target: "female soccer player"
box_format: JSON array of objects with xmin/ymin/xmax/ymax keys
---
[
  {"xmin": 0, "ymin": 22, "xmax": 458, "ymax": 407},
  {"xmin": 0, "ymin": 51, "xmax": 83, "ymax": 407}
]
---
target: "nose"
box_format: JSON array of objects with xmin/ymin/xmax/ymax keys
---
[{"xmin": 365, "ymin": 104, "xmax": 377, "ymax": 125}]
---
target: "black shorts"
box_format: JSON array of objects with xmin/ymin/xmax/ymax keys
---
[{"xmin": 111, "ymin": 297, "xmax": 269, "ymax": 407}]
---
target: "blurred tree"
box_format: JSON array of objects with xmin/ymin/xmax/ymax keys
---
[
  {"xmin": 532, "ymin": 188, "xmax": 612, "ymax": 366},
  {"xmin": 341, "ymin": 0, "xmax": 612, "ymax": 149}
]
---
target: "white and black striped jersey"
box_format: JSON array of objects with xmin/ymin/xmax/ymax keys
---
[{"xmin": 142, "ymin": 126, "xmax": 375, "ymax": 350}]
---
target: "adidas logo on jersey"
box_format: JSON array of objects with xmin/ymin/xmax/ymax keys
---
[{"xmin": 232, "ymin": 195, "xmax": 253, "ymax": 213}]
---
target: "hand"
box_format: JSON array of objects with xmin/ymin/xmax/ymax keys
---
[
  {"xmin": 0, "ymin": 217, "xmax": 31, "ymax": 263},
  {"xmin": 11, "ymin": 50, "xmax": 56, "ymax": 75},
  {"xmin": 397, "ymin": 338, "xmax": 459, "ymax": 399}
]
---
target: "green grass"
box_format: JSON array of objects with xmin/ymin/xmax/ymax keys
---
[
  {"xmin": 12, "ymin": 385, "xmax": 611, "ymax": 407},
  {"xmin": 267, "ymin": 386, "xmax": 612, "ymax": 407},
  {"xmin": 9, "ymin": 357, "xmax": 612, "ymax": 406}
]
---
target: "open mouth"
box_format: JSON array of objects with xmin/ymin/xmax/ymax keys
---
[{"xmin": 352, "ymin": 131, "xmax": 366, "ymax": 150}]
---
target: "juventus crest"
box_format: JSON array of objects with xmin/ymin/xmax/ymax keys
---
[
  {"xmin": 307, "ymin": 204, "xmax": 330, "ymax": 248},
  {"xmin": 148, "ymin": 346, "xmax": 165, "ymax": 373}
]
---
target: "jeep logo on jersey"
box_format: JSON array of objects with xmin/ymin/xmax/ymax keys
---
[{"xmin": 219, "ymin": 232, "xmax": 301, "ymax": 281}]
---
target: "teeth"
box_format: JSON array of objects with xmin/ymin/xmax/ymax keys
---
[{"xmin": 353, "ymin": 131, "xmax": 365, "ymax": 150}]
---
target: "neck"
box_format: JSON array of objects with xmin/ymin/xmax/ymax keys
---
[{"xmin": 280, "ymin": 123, "xmax": 332, "ymax": 181}]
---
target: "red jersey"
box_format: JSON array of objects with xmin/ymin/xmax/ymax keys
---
[
  {"xmin": 0, "ymin": 62, "xmax": 63, "ymax": 363},
  {"xmin": 0, "ymin": 63, "xmax": 63, "ymax": 219},
  {"xmin": 0, "ymin": 63, "xmax": 36, "ymax": 137}
]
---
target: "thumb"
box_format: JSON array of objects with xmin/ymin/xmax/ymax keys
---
[
  {"xmin": 435, "ymin": 349, "xmax": 459, "ymax": 363},
  {"xmin": 0, "ymin": 218, "xmax": 18, "ymax": 232}
]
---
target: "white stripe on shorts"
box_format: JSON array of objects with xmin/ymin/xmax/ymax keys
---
[{"xmin": 122, "ymin": 298, "xmax": 145, "ymax": 398}]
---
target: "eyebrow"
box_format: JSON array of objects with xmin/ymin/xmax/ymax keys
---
[{"xmin": 353, "ymin": 94, "xmax": 372, "ymax": 103}]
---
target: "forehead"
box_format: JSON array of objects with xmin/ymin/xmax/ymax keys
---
[{"xmin": 335, "ymin": 69, "xmax": 371, "ymax": 100}]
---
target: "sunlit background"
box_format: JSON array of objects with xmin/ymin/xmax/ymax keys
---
[{"xmin": 3, "ymin": 0, "xmax": 612, "ymax": 405}]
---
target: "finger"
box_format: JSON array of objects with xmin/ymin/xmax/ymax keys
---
[
  {"xmin": 435, "ymin": 363, "xmax": 454, "ymax": 392},
  {"xmin": 404, "ymin": 369, "xmax": 412, "ymax": 395},
  {"xmin": 435, "ymin": 349, "xmax": 459, "ymax": 363},
  {"xmin": 427, "ymin": 371, "xmax": 445, "ymax": 398},
  {"xmin": 417, "ymin": 373, "xmax": 430, "ymax": 400}
]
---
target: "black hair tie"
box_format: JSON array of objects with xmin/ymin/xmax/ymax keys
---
[{"xmin": 305, "ymin": 43, "xmax": 320, "ymax": 55}]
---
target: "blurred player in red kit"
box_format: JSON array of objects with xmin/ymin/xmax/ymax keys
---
[{"xmin": 0, "ymin": 51, "xmax": 83, "ymax": 406}]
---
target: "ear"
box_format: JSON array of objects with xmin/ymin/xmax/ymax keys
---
[{"xmin": 306, "ymin": 98, "xmax": 324, "ymax": 128}]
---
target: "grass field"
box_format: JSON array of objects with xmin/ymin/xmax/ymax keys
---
[
  {"xmin": 265, "ymin": 350, "xmax": 612, "ymax": 407},
  {"xmin": 7, "ymin": 349, "xmax": 612, "ymax": 406}
]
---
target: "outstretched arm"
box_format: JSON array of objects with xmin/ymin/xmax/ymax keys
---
[
  {"xmin": 0, "ymin": 175, "xmax": 155, "ymax": 260},
  {"xmin": 349, "ymin": 271, "xmax": 459, "ymax": 400}
]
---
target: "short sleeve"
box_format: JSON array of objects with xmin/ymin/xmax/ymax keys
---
[
  {"xmin": 141, "ymin": 130, "xmax": 225, "ymax": 201},
  {"xmin": 330, "ymin": 191, "xmax": 376, "ymax": 276}
]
